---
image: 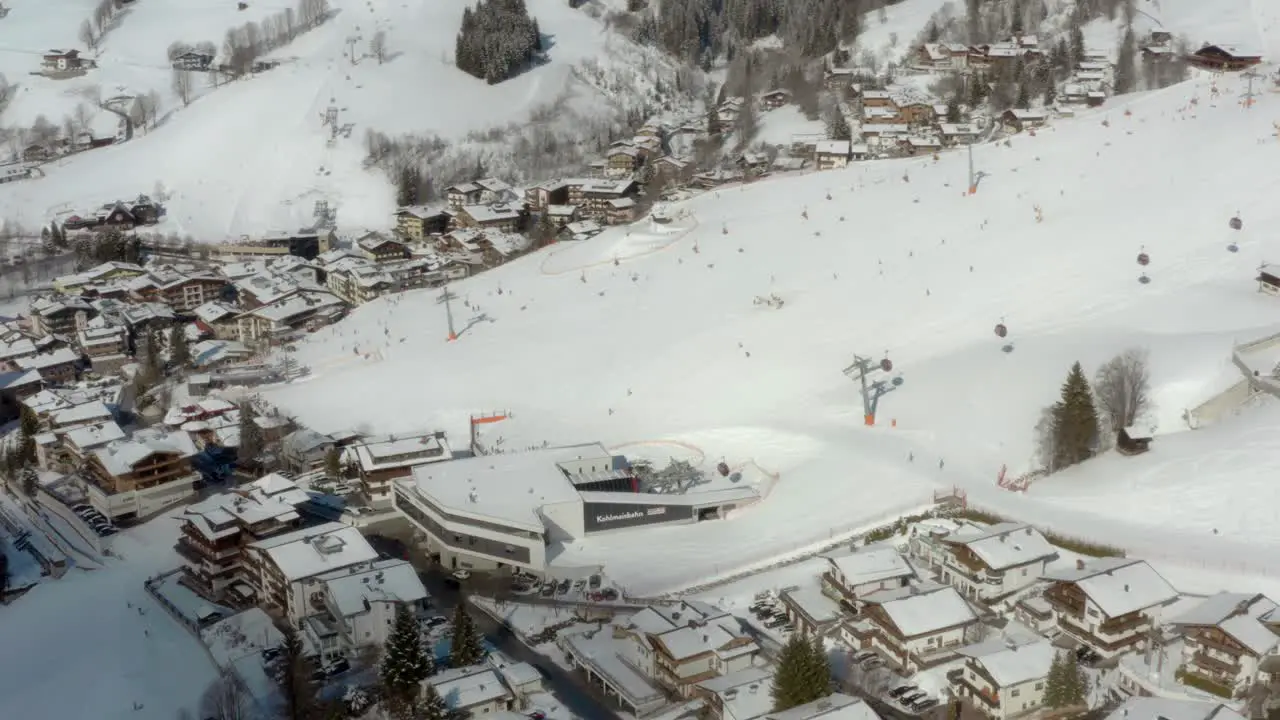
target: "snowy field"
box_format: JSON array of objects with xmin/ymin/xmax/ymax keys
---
[
  {"xmin": 0, "ymin": 0, "xmax": 671, "ymax": 237},
  {"xmin": 0, "ymin": 515, "xmax": 217, "ymax": 720},
  {"xmin": 264, "ymin": 61, "xmax": 1280, "ymax": 594}
]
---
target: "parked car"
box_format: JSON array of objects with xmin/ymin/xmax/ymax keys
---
[
  {"xmin": 900, "ymin": 691, "xmax": 927, "ymax": 705},
  {"xmin": 861, "ymin": 657, "xmax": 884, "ymax": 670},
  {"xmin": 889, "ymin": 685, "xmax": 916, "ymax": 699},
  {"xmin": 852, "ymin": 651, "xmax": 876, "ymax": 663},
  {"xmin": 324, "ymin": 658, "xmax": 350, "ymax": 677},
  {"xmin": 601, "ymin": 587, "xmax": 619, "ymax": 601},
  {"xmin": 556, "ymin": 579, "xmax": 571, "ymax": 595},
  {"xmin": 589, "ymin": 574, "xmax": 602, "ymax": 589},
  {"xmin": 572, "ymin": 579, "xmax": 586, "ymax": 592},
  {"xmin": 540, "ymin": 582, "xmax": 556, "ymax": 597},
  {"xmin": 912, "ymin": 698, "xmax": 939, "ymax": 712},
  {"xmin": 71, "ymin": 504, "xmax": 92, "ymax": 513}
]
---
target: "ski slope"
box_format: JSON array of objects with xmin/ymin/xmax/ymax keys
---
[
  {"xmin": 0, "ymin": 0, "xmax": 673, "ymax": 236},
  {"xmin": 0, "ymin": 516, "xmax": 217, "ymax": 720},
  {"xmin": 264, "ymin": 67, "xmax": 1280, "ymax": 593}
]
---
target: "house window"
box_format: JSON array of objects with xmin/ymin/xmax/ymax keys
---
[
  {"xmin": 1087, "ymin": 608, "xmax": 1099, "ymax": 618},
  {"xmin": 1021, "ymin": 568, "xmax": 1028, "ymax": 576},
  {"xmin": 1035, "ymin": 682, "xmax": 1044, "ymax": 690},
  {"xmin": 1012, "ymin": 689, "xmax": 1021, "ymax": 697}
]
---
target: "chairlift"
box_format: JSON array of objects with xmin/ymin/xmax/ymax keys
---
[
  {"xmin": 994, "ymin": 322, "xmax": 1008, "ymax": 338},
  {"xmin": 880, "ymin": 358, "xmax": 893, "ymax": 372},
  {"xmin": 1137, "ymin": 251, "xmax": 1150, "ymax": 266},
  {"xmin": 1001, "ymin": 344, "xmax": 1014, "ymax": 354},
  {"xmin": 1228, "ymin": 242, "xmax": 1239, "ymax": 253},
  {"xmin": 1138, "ymin": 273, "xmax": 1151, "ymax": 285},
  {"xmin": 1230, "ymin": 216, "xmax": 1243, "ymax": 231},
  {"xmin": 891, "ymin": 375, "xmax": 904, "ymax": 387}
]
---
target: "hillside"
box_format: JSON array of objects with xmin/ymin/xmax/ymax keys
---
[
  {"xmin": 261, "ymin": 57, "xmax": 1280, "ymax": 593},
  {"xmin": 0, "ymin": 0, "xmax": 679, "ymax": 236}
]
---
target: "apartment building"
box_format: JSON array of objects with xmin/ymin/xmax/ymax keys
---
[
  {"xmin": 175, "ymin": 473, "xmax": 313, "ymax": 601},
  {"xmin": 302, "ymin": 558, "xmax": 429, "ymax": 662},
  {"xmin": 563, "ymin": 600, "xmax": 759, "ymax": 715},
  {"xmin": 1042, "ymin": 558, "xmax": 1178, "ymax": 659},
  {"xmin": 83, "ymin": 430, "xmax": 199, "ymax": 522},
  {"xmin": 765, "ymin": 694, "xmax": 882, "ymax": 720},
  {"xmin": 821, "ymin": 545, "xmax": 915, "ymax": 610},
  {"xmin": 938, "ymin": 522, "xmax": 1058, "ymax": 602},
  {"xmin": 352, "ymin": 431, "xmax": 451, "ymax": 508},
  {"xmin": 16, "ymin": 347, "xmax": 81, "ymax": 385},
  {"xmin": 1171, "ymin": 592, "xmax": 1280, "ymax": 697},
  {"xmin": 695, "ymin": 667, "xmax": 776, "ymax": 720},
  {"xmin": 843, "ymin": 584, "xmax": 979, "ymax": 673},
  {"xmin": 950, "ymin": 638, "xmax": 1056, "ymax": 720},
  {"xmin": 244, "ymin": 522, "xmax": 380, "ymax": 623}
]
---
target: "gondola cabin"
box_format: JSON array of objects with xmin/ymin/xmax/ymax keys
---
[
  {"xmin": 1258, "ymin": 264, "xmax": 1280, "ymax": 295},
  {"xmin": 1117, "ymin": 426, "xmax": 1153, "ymax": 455}
]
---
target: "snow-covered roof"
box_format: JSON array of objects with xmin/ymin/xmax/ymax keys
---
[
  {"xmin": 321, "ymin": 558, "xmax": 427, "ymax": 618},
  {"xmin": 243, "ymin": 291, "xmax": 344, "ymax": 323},
  {"xmin": 816, "ymin": 140, "xmax": 851, "ymax": 155},
  {"xmin": 766, "ymin": 693, "xmax": 879, "ymax": 720},
  {"xmin": 1104, "ymin": 697, "xmax": 1246, "ymax": 720},
  {"xmin": 427, "ymin": 666, "xmax": 512, "ymax": 711},
  {"xmin": 957, "ymin": 637, "xmax": 1055, "ymax": 687},
  {"xmin": 51, "ymin": 400, "xmax": 111, "ymax": 427},
  {"xmin": 561, "ymin": 631, "xmax": 663, "ymax": 707},
  {"xmin": 192, "ymin": 301, "xmax": 237, "ymax": 324},
  {"xmin": 407, "ymin": 443, "xmax": 599, "ymax": 532},
  {"xmin": 92, "ymin": 429, "xmax": 198, "ymax": 476},
  {"xmin": 698, "ymin": 666, "xmax": 775, "ymax": 720},
  {"xmin": 862, "ymin": 584, "xmax": 977, "ymax": 637},
  {"xmin": 782, "ymin": 586, "xmax": 843, "ymax": 625},
  {"xmin": 1171, "ymin": 592, "xmax": 1280, "ymax": 655},
  {"xmin": 945, "ymin": 522, "xmax": 1058, "ymax": 570},
  {"xmin": 63, "ymin": 420, "xmax": 126, "ymax": 451},
  {"xmin": 184, "ymin": 475, "xmax": 307, "ymax": 533},
  {"xmin": 16, "ymin": 347, "xmax": 79, "ymax": 370},
  {"xmin": 352, "ymin": 432, "xmax": 451, "ymax": 473},
  {"xmin": 250, "ymin": 522, "xmax": 378, "ymax": 581},
  {"xmin": 825, "ymin": 545, "xmax": 914, "ymax": 587},
  {"xmin": 1043, "ymin": 558, "xmax": 1177, "ymax": 617},
  {"xmin": 461, "ymin": 203, "xmax": 522, "ymax": 223}
]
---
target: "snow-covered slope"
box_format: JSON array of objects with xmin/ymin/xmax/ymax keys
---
[
  {"xmin": 0, "ymin": 0, "xmax": 674, "ymax": 236},
  {"xmin": 264, "ymin": 68, "xmax": 1280, "ymax": 593}
]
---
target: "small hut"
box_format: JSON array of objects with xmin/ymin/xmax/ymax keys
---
[
  {"xmin": 1117, "ymin": 426, "xmax": 1153, "ymax": 455},
  {"xmin": 1259, "ymin": 264, "xmax": 1280, "ymax": 295}
]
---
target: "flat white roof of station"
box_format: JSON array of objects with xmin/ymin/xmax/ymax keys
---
[
  {"xmin": 577, "ymin": 486, "xmax": 760, "ymax": 507},
  {"xmin": 407, "ymin": 444, "xmax": 607, "ymax": 531}
]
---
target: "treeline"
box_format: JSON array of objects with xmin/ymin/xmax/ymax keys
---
[
  {"xmin": 78, "ymin": 0, "xmax": 127, "ymax": 53},
  {"xmin": 626, "ymin": 0, "xmax": 898, "ymax": 66},
  {"xmin": 218, "ymin": 0, "xmax": 330, "ymax": 77},
  {"xmin": 455, "ymin": 0, "xmax": 543, "ymax": 84}
]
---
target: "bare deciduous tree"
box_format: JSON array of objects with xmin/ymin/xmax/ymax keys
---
[
  {"xmin": 79, "ymin": 20, "xmax": 96, "ymax": 52},
  {"xmin": 1033, "ymin": 405, "xmax": 1057, "ymax": 472},
  {"xmin": 200, "ymin": 670, "xmax": 252, "ymax": 720},
  {"xmin": 1094, "ymin": 348, "xmax": 1151, "ymax": 433},
  {"xmin": 72, "ymin": 102, "xmax": 95, "ymax": 138},
  {"xmin": 171, "ymin": 68, "xmax": 194, "ymax": 106},
  {"xmin": 370, "ymin": 30, "xmax": 387, "ymax": 64}
]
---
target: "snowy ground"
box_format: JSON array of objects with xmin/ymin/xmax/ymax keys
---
[
  {"xmin": 0, "ymin": 0, "xmax": 674, "ymax": 237},
  {"xmin": 0, "ymin": 514, "xmax": 217, "ymax": 720},
  {"xmin": 266, "ymin": 65, "xmax": 1280, "ymax": 595}
]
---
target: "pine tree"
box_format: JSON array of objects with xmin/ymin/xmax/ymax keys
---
[
  {"xmin": 324, "ymin": 447, "xmax": 343, "ymax": 480},
  {"xmin": 449, "ymin": 602, "xmax": 485, "ymax": 668},
  {"xmin": 771, "ymin": 634, "xmax": 829, "ymax": 710},
  {"xmin": 1010, "ymin": 0, "xmax": 1024, "ymax": 36},
  {"xmin": 946, "ymin": 102, "xmax": 962, "ymax": 123},
  {"xmin": 1044, "ymin": 651, "xmax": 1065, "ymax": 707},
  {"xmin": 1062, "ymin": 651, "xmax": 1087, "ymax": 706},
  {"xmin": 1114, "ymin": 24, "xmax": 1137, "ymax": 93},
  {"xmin": 169, "ymin": 325, "xmax": 190, "ymax": 368},
  {"xmin": 420, "ymin": 684, "xmax": 449, "ymax": 720},
  {"xmin": 20, "ymin": 466, "xmax": 38, "ymax": 497},
  {"xmin": 238, "ymin": 400, "xmax": 264, "ymax": 465},
  {"xmin": 396, "ymin": 165, "xmax": 420, "ymax": 208},
  {"xmin": 707, "ymin": 103, "xmax": 722, "ymax": 136},
  {"xmin": 1051, "ymin": 362, "xmax": 1100, "ymax": 470},
  {"xmin": 18, "ymin": 405, "xmax": 40, "ymax": 466},
  {"xmin": 278, "ymin": 625, "xmax": 319, "ymax": 720},
  {"xmin": 1068, "ymin": 14, "xmax": 1085, "ymax": 65},
  {"xmin": 382, "ymin": 604, "xmax": 435, "ymax": 710}
]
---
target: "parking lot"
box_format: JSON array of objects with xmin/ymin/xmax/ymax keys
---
[{"xmin": 66, "ymin": 502, "xmax": 118, "ymax": 538}]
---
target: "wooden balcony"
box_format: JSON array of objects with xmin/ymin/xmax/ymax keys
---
[
  {"xmin": 1099, "ymin": 613, "xmax": 1149, "ymax": 637},
  {"xmin": 1057, "ymin": 615, "xmax": 1144, "ymax": 654},
  {"xmin": 953, "ymin": 677, "xmax": 1000, "ymax": 709},
  {"xmin": 1043, "ymin": 583, "xmax": 1086, "ymax": 618},
  {"xmin": 1192, "ymin": 651, "xmax": 1241, "ymax": 677}
]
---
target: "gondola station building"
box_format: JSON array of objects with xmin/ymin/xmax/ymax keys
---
[{"xmin": 392, "ymin": 442, "xmax": 760, "ymax": 575}]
